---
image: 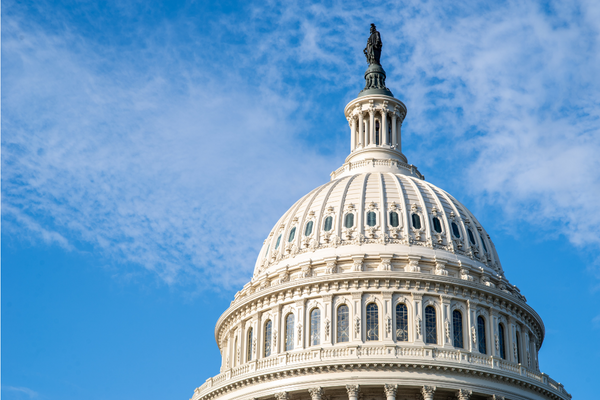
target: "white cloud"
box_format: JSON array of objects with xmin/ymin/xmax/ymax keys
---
[{"xmin": 2, "ymin": 386, "xmax": 39, "ymax": 398}]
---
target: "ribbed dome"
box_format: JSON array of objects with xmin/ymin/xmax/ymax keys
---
[{"xmin": 254, "ymin": 172, "xmax": 502, "ymax": 279}]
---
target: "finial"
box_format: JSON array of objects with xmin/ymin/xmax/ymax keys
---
[{"xmin": 358, "ymin": 24, "xmax": 393, "ymax": 97}]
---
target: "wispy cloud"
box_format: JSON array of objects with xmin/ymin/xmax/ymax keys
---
[
  {"xmin": 3, "ymin": 0, "xmax": 599, "ymax": 290},
  {"xmin": 2, "ymin": 386, "xmax": 39, "ymax": 398}
]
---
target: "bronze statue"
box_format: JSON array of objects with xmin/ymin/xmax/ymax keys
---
[{"xmin": 364, "ymin": 23, "xmax": 382, "ymax": 65}]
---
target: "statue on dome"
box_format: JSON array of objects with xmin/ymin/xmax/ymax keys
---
[{"xmin": 364, "ymin": 23, "xmax": 382, "ymax": 65}]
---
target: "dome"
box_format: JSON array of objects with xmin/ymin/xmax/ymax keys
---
[
  {"xmin": 253, "ymin": 171, "xmax": 503, "ymax": 282},
  {"xmin": 192, "ymin": 25, "xmax": 569, "ymax": 400}
]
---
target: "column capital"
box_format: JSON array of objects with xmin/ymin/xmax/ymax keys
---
[
  {"xmin": 308, "ymin": 387, "xmax": 324, "ymax": 400},
  {"xmin": 274, "ymin": 392, "xmax": 289, "ymax": 400},
  {"xmin": 457, "ymin": 389, "xmax": 473, "ymax": 400},
  {"xmin": 421, "ymin": 386, "xmax": 436, "ymax": 400},
  {"xmin": 346, "ymin": 384, "xmax": 360, "ymax": 396},
  {"xmin": 383, "ymin": 383, "xmax": 398, "ymax": 396}
]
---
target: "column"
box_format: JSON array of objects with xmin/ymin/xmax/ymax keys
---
[
  {"xmin": 308, "ymin": 387, "xmax": 324, "ymax": 400},
  {"xmin": 275, "ymin": 392, "xmax": 289, "ymax": 400},
  {"xmin": 346, "ymin": 385, "xmax": 360, "ymax": 400},
  {"xmin": 466, "ymin": 300, "xmax": 476, "ymax": 352},
  {"xmin": 323, "ymin": 294, "xmax": 333, "ymax": 346},
  {"xmin": 296, "ymin": 299, "xmax": 305, "ymax": 349},
  {"xmin": 412, "ymin": 293, "xmax": 424, "ymax": 344},
  {"xmin": 440, "ymin": 295, "xmax": 452, "ymax": 347},
  {"xmin": 381, "ymin": 110, "xmax": 388, "ymax": 145},
  {"xmin": 421, "ymin": 386, "xmax": 436, "ymax": 400},
  {"xmin": 350, "ymin": 117, "xmax": 356, "ymax": 151},
  {"xmin": 397, "ymin": 118, "xmax": 402, "ymax": 151},
  {"xmin": 358, "ymin": 112, "xmax": 364, "ymax": 147},
  {"xmin": 391, "ymin": 114, "xmax": 397, "ymax": 148},
  {"xmin": 369, "ymin": 109, "xmax": 375, "ymax": 146},
  {"xmin": 382, "ymin": 291, "xmax": 394, "ymax": 343},
  {"xmin": 352, "ymin": 292, "xmax": 363, "ymax": 343},
  {"xmin": 457, "ymin": 389, "xmax": 472, "ymax": 400},
  {"xmin": 272, "ymin": 307, "xmax": 280, "ymax": 355},
  {"xmin": 384, "ymin": 384, "xmax": 397, "ymax": 400},
  {"xmin": 508, "ymin": 317, "xmax": 516, "ymax": 363}
]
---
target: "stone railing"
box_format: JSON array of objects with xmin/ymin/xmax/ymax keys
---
[
  {"xmin": 195, "ymin": 345, "xmax": 569, "ymax": 398},
  {"xmin": 330, "ymin": 158, "xmax": 424, "ymax": 180}
]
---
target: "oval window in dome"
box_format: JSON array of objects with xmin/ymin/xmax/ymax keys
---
[
  {"xmin": 432, "ymin": 216, "xmax": 442, "ymax": 233},
  {"xmin": 366, "ymin": 211, "xmax": 377, "ymax": 227},
  {"xmin": 451, "ymin": 222, "xmax": 461, "ymax": 238},
  {"xmin": 344, "ymin": 213, "xmax": 354, "ymax": 228},
  {"xmin": 411, "ymin": 213, "xmax": 421, "ymax": 229},
  {"xmin": 304, "ymin": 221, "xmax": 313, "ymax": 236},
  {"xmin": 275, "ymin": 234, "xmax": 282, "ymax": 249},
  {"xmin": 467, "ymin": 228, "xmax": 476, "ymax": 245},
  {"xmin": 288, "ymin": 227, "xmax": 296, "ymax": 242},
  {"xmin": 480, "ymin": 234, "xmax": 488, "ymax": 253},
  {"xmin": 389, "ymin": 211, "xmax": 399, "ymax": 227},
  {"xmin": 323, "ymin": 216, "xmax": 333, "ymax": 232}
]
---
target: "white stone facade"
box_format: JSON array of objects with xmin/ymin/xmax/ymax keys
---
[{"xmin": 190, "ymin": 68, "xmax": 569, "ymax": 400}]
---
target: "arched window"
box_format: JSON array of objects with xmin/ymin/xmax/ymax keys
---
[
  {"xmin": 337, "ymin": 305, "xmax": 350, "ymax": 343},
  {"xmin": 389, "ymin": 211, "xmax": 399, "ymax": 227},
  {"xmin": 367, "ymin": 211, "xmax": 377, "ymax": 227},
  {"xmin": 375, "ymin": 120, "xmax": 380, "ymax": 145},
  {"xmin": 467, "ymin": 228, "xmax": 476, "ymax": 245},
  {"xmin": 275, "ymin": 234, "xmax": 282, "ymax": 249},
  {"xmin": 233, "ymin": 336, "xmax": 238, "ymax": 367},
  {"xmin": 323, "ymin": 216, "xmax": 333, "ymax": 232},
  {"xmin": 451, "ymin": 222, "xmax": 461, "ymax": 238},
  {"xmin": 516, "ymin": 331, "xmax": 522, "ymax": 364},
  {"xmin": 452, "ymin": 310, "xmax": 463, "ymax": 348},
  {"xmin": 498, "ymin": 323, "xmax": 506, "ymax": 359},
  {"xmin": 387, "ymin": 117, "xmax": 392, "ymax": 144},
  {"xmin": 304, "ymin": 221, "xmax": 313, "ymax": 236},
  {"xmin": 310, "ymin": 309, "xmax": 321, "ymax": 346},
  {"xmin": 395, "ymin": 303, "xmax": 408, "ymax": 341},
  {"xmin": 247, "ymin": 328, "xmax": 253, "ymax": 361},
  {"xmin": 425, "ymin": 306, "xmax": 437, "ymax": 344},
  {"xmin": 344, "ymin": 213, "xmax": 354, "ymax": 228},
  {"xmin": 477, "ymin": 316, "xmax": 487, "ymax": 354},
  {"xmin": 432, "ymin": 217, "xmax": 442, "ymax": 233},
  {"xmin": 366, "ymin": 303, "xmax": 379, "ymax": 341},
  {"xmin": 288, "ymin": 227, "xmax": 296, "ymax": 242},
  {"xmin": 264, "ymin": 320, "xmax": 272, "ymax": 357},
  {"xmin": 479, "ymin": 234, "xmax": 488, "ymax": 253},
  {"xmin": 412, "ymin": 213, "xmax": 421, "ymax": 229},
  {"xmin": 285, "ymin": 313, "xmax": 294, "ymax": 351}
]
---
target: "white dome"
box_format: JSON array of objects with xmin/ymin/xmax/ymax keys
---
[{"xmin": 254, "ymin": 171, "xmax": 502, "ymax": 280}]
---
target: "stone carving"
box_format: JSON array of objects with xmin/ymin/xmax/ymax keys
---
[
  {"xmin": 298, "ymin": 324, "xmax": 303, "ymax": 344},
  {"xmin": 495, "ymin": 334, "xmax": 499, "ymax": 351},
  {"xmin": 386, "ymin": 315, "xmax": 392, "ymax": 334},
  {"xmin": 300, "ymin": 264, "xmax": 312, "ymax": 278},
  {"xmin": 435, "ymin": 261, "xmax": 448, "ymax": 276},
  {"xmin": 308, "ymin": 387, "xmax": 324, "ymax": 400},
  {"xmin": 273, "ymin": 330, "xmax": 278, "ymax": 347},
  {"xmin": 384, "ymin": 383, "xmax": 398, "ymax": 397},
  {"xmin": 252, "ymin": 338, "xmax": 256, "ymax": 355},
  {"xmin": 457, "ymin": 389, "xmax": 472, "ymax": 400},
  {"xmin": 346, "ymin": 384, "xmax": 360, "ymax": 397},
  {"xmin": 355, "ymin": 316, "xmax": 361, "ymax": 335},
  {"xmin": 379, "ymin": 257, "xmax": 392, "ymax": 271},
  {"xmin": 325, "ymin": 260, "xmax": 338, "ymax": 274},
  {"xmin": 460, "ymin": 268, "xmax": 474, "ymax": 281},
  {"xmin": 406, "ymin": 256, "xmax": 421, "ymax": 272},
  {"xmin": 416, "ymin": 317, "xmax": 422, "ymax": 337},
  {"xmin": 471, "ymin": 326, "xmax": 477, "ymax": 345},
  {"xmin": 513, "ymin": 343, "xmax": 518, "ymax": 360},
  {"xmin": 274, "ymin": 392, "xmax": 289, "ymax": 400},
  {"xmin": 486, "ymin": 395, "xmax": 505, "ymax": 400},
  {"xmin": 421, "ymin": 386, "xmax": 436, "ymax": 400},
  {"xmin": 445, "ymin": 319, "xmax": 451, "ymax": 342},
  {"xmin": 352, "ymin": 259, "xmax": 364, "ymax": 272},
  {"xmin": 325, "ymin": 318, "xmax": 330, "ymax": 339}
]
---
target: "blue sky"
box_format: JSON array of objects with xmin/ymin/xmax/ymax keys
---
[{"xmin": 2, "ymin": 0, "xmax": 599, "ymax": 399}]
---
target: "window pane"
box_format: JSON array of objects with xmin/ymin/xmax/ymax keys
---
[
  {"xmin": 310, "ymin": 309, "xmax": 321, "ymax": 346},
  {"xmin": 367, "ymin": 211, "xmax": 377, "ymax": 227},
  {"xmin": 425, "ymin": 306, "xmax": 437, "ymax": 344},
  {"xmin": 304, "ymin": 221, "xmax": 313, "ymax": 236},
  {"xmin": 412, "ymin": 213, "xmax": 421, "ymax": 229},
  {"xmin": 453, "ymin": 310, "xmax": 463, "ymax": 348},
  {"xmin": 344, "ymin": 213, "xmax": 354, "ymax": 228},
  {"xmin": 366, "ymin": 303, "xmax": 379, "ymax": 341},
  {"xmin": 477, "ymin": 316, "xmax": 487, "ymax": 354},
  {"xmin": 264, "ymin": 244, "xmax": 270, "ymax": 259},
  {"xmin": 288, "ymin": 227, "xmax": 296, "ymax": 242},
  {"xmin": 337, "ymin": 305, "xmax": 349, "ymax": 343},
  {"xmin": 432, "ymin": 217, "xmax": 442, "ymax": 233},
  {"xmin": 324, "ymin": 216, "xmax": 333, "ymax": 232},
  {"xmin": 275, "ymin": 235, "xmax": 281, "ymax": 249},
  {"xmin": 247, "ymin": 328, "xmax": 253, "ymax": 361},
  {"xmin": 285, "ymin": 314, "xmax": 294, "ymax": 351},
  {"xmin": 468, "ymin": 228, "xmax": 476, "ymax": 245},
  {"xmin": 451, "ymin": 222, "xmax": 461, "ymax": 238},
  {"xmin": 480, "ymin": 234, "xmax": 488, "ymax": 252},
  {"xmin": 498, "ymin": 324, "xmax": 506, "ymax": 359},
  {"xmin": 395, "ymin": 304, "xmax": 408, "ymax": 341},
  {"xmin": 264, "ymin": 320, "xmax": 272, "ymax": 357},
  {"xmin": 389, "ymin": 211, "xmax": 399, "ymax": 227}
]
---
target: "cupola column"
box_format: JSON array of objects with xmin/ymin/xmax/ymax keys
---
[
  {"xmin": 369, "ymin": 108, "xmax": 375, "ymax": 146},
  {"xmin": 381, "ymin": 109, "xmax": 388, "ymax": 145},
  {"xmin": 358, "ymin": 111, "xmax": 365, "ymax": 147},
  {"xmin": 384, "ymin": 384, "xmax": 398, "ymax": 400},
  {"xmin": 350, "ymin": 117, "xmax": 357, "ymax": 151},
  {"xmin": 346, "ymin": 385, "xmax": 360, "ymax": 400},
  {"xmin": 391, "ymin": 113, "xmax": 397, "ymax": 148}
]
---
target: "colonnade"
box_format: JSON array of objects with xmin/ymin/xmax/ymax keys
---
[{"xmin": 348, "ymin": 106, "xmax": 403, "ymax": 152}]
